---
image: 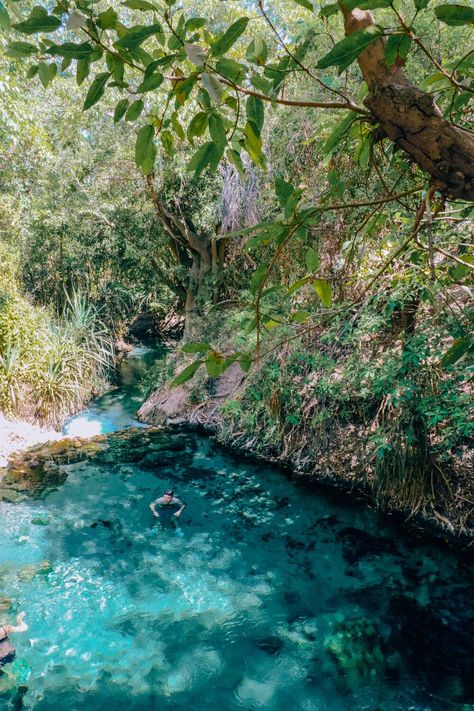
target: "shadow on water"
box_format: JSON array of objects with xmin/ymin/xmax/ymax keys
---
[{"xmin": 1, "ymin": 345, "xmax": 473, "ymax": 711}]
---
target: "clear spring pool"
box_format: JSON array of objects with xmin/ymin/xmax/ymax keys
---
[{"xmin": 0, "ymin": 348, "xmax": 472, "ymax": 710}]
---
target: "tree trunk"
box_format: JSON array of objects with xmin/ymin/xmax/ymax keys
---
[
  {"xmin": 146, "ymin": 175, "xmax": 216, "ymax": 339},
  {"xmin": 341, "ymin": 6, "xmax": 474, "ymax": 202}
]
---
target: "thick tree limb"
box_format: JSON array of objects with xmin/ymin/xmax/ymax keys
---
[{"xmin": 340, "ymin": 6, "xmax": 474, "ymax": 201}]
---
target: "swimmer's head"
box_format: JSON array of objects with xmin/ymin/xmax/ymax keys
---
[{"xmin": 163, "ymin": 489, "xmax": 173, "ymax": 502}]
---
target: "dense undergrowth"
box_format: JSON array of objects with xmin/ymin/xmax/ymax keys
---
[
  {"xmin": 143, "ymin": 283, "xmax": 473, "ymax": 532},
  {"xmin": 0, "ymin": 247, "xmax": 113, "ymax": 427}
]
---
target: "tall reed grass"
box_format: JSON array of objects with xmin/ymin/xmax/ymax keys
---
[{"xmin": 0, "ymin": 284, "xmax": 114, "ymax": 428}]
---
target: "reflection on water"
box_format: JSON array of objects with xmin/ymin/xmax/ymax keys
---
[
  {"xmin": 0, "ymin": 430, "xmax": 473, "ymax": 711},
  {"xmin": 62, "ymin": 344, "xmax": 165, "ymax": 437}
]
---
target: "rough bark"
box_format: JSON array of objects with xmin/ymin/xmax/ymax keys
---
[
  {"xmin": 341, "ymin": 7, "xmax": 474, "ymax": 201},
  {"xmin": 146, "ymin": 175, "xmax": 215, "ymax": 337}
]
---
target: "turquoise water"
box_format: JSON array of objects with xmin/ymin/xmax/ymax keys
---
[
  {"xmin": 1, "ymin": 349, "xmax": 473, "ymax": 710},
  {"xmin": 62, "ymin": 344, "xmax": 164, "ymax": 436}
]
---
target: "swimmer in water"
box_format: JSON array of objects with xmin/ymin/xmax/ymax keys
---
[
  {"xmin": 0, "ymin": 612, "xmax": 28, "ymax": 667},
  {"xmin": 149, "ymin": 489, "xmax": 187, "ymax": 523}
]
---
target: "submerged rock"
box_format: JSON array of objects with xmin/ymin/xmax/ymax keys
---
[{"xmin": 323, "ymin": 616, "xmax": 386, "ymax": 690}]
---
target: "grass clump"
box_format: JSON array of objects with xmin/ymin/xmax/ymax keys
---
[{"xmin": 0, "ymin": 255, "xmax": 113, "ymax": 427}]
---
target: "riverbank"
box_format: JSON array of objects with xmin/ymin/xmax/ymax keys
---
[
  {"xmin": 0, "ymin": 413, "xmax": 61, "ymax": 469},
  {"xmin": 138, "ymin": 357, "xmax": 474, "ymax": 547}
]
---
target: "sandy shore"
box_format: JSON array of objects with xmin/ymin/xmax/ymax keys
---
[{"xmin": 0, "ymin": 413, "xmax": 62, "ymax": 468}]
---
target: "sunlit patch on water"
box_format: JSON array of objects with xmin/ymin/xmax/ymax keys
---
[{"xmin": 0, "ymin": 430, "xmax": 473, "ymax": 711}]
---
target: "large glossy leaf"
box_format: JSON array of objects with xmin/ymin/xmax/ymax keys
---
[
  {"xmin": 114, "ymin": 98, "xmax": 129, "ymax": 123},
  {"xmin": 187, "ymin": 142, "xmax": 221, "ymax": 177},
  {"xmin": 122, "ymin": 0, "xmax": 156, "ymax": 9},
  {"xmin": 440, "ymin": 337, "xmax": 472, "ymax": 367},
  {"xmin": 125, "ymin": 99, "xmax": 144, "ymax": 121},
  {"xmin": 341, "ymin": 0, "xmax": 391, "ymax": 9},
  {"xmin": 384, "ymin": 33, "xmax": 412, "ymax": 67},
  {"xmin": 135, "ymin": 124, "xmax": 156, "ymax": 174},
  {"xmin": 246, "ymin": 95, "xmax": 264, "ymax": 137},
  {"xmin": 114, "ymin": 23, "xmax": 163, "ymax": 49},
  {"xmin": 435, "ymin": 4, "xmax": 474, "ymax": 25},
  {"xmin": 47, "ymin": 42, "xmax": 94, "ymax": 59},
  {"xmin": 290, "ymin": 0, "xmax": 314, "ymax": 10},
  {"xmin": 317, "ymin": 27, "xmax": 383, "ymax": 72},
  {"xmin": 313, "ymin": 279, "xmax": 333, "ymax": 308},
  {"xmin": 136, "ymin": 73, "xmax": 163, "ymax": 93},
  {"xmin": 0, "ymin": 1, "xmax": 10, "ymax": 29},
  {"xmin": 323, "ymin": 111, "xmax": 357, "ymax": 156},
  {"xmin": 250, "ymin": 263, "xmax": 268, "ymax": 295},
  {"xmin": 13, "ymin": 8, "xmax": 61, "ymax": 34},
  {"xmin": 182, "ymin": 343, "xmax": 211, "ymax": 353},
  {"xmin": 209, "ymin": 113, "xmax": 226, "ymax": 151},
  {"xmin": 187, "ymin": 112, "xmax": 209, "ymax": 142},
  {"xmin": 211, "ymin": 17, "xmax": 249, "ymax": 57},
  {"xmin": 171, "ymin": 360, "xmax": 202, "ymax": 386},
  {"xmin": 6, "ymin": 41, "xmax": 37, "ymax": 57},
  {"xmin": 83, "ymin": 72, "xmax": 110, "ymax": 111}
]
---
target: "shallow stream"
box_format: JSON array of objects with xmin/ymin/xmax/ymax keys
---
[{"xmin": 0, "ymin": 345, "xmax": 473, "ymax": 710}]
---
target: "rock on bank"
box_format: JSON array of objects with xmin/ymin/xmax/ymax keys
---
[{"xmin": 0, "ymin": 413, "xmax": 62, "ymax": 469}]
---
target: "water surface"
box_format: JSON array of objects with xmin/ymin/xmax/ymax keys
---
[{"xmin": 0, "ymin": 349, "xmax": 473, "ymax": 711}]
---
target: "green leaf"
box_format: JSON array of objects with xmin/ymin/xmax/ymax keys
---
[
  {"xmin": 435, "ymin": 4, "xmax": 474, "ymax": 26},
  {"xmin": 290, "ymin": 0, "xmax": 314, "ymax": 11},
  {"xmin": 323, "ymin": 111, "xmax": 357, "ymax": 156},
  {"xmin": 97, "ymin": 8, "xmax": 118, "ymax": 29},
  {"xmin": 216, "ymin": 57, "xmax": 246, "ymax": 83},
  {"xmin": 226, "ymin": 148, "xmax": 244, "ymax": 174},
  {"xmin": 201, "ymin": 72, "xmax": 224, "ymax": 102},
  {"xmin": 122, "ymin": 0, "xmax": 156, "ymax": 9},
  {"xmin": 38, "ymin": 61, "xmax": 50, "ymax": 88},
  {"xmin": 171, "ymin": 112, "xmax": 185, "ymax": 139},
  {"xmin": 287, "ymin": 277, "xmax": 310, "ymax": 295},
  {"xmin": 114, "ymin": 98, "xmax": 129, "ymax": 123},
  {"xmin": 246, "ymin": 38, "xmax": 268, "ymax": 65},
  {"xmin": 187, "ymin": 141, "xmax": 221, "ymax": 177},
  {"xmin": 414, "ymin": 0, "xmax": 430, "ymax": 8},
  {"xmin": 171, "ymin": 360, "xmax": 202, "ymax": 386},
  {"xmin": 47, "ymin": 42, "xmax": 93, "ymax": 59},
  {"xmin": 440, "ymin": 337, "xmax": 472, "ymax": 367},
  {"xmin": 246, "ymin": 95, "xmax": 264, "ymax": 137},
  {"xmin": 209, "ymin": 113, "xmax": 226, "ymax": 151},
  {"xmin": 125, "ymin": 99, "xmax": 144, "ymax": 121},
  {"xmin": 384, "ymin": 33, "xmax": 412, "ymax": 67},
  {"xmin": 6, "ymin": 41, "xmax": 37, "ymax": 57},
  {"xmin": 291, "ymin": 310, "xmax": 312, "ymax": 323},
  {"xmin": 26, "ymin": 64, "xmax": 38, "ymax": 77},
  {"xmin": 244, "ymin": 121, "xmax": 262, "ymax": 164},
  {"xmin": 206, "ymin": 352, "xmax": 225, "ymax": 377},
  {"xmin": 239, "ymin": 353, "xmax": 252, "ymax": 372},
  {"xmin": 320, "ymin": 3, "xmax": 339, "ymax": 18},
  {"xmin": 0, "ymin": 1, "xmax": 10, "ymax": 29},
  {"xmin": 313, "ymin": 279, "xmax": 333, "ymax": 308},
  {"xmin": 136, "ymin": 72, "xmax": 163, "ymax": 92},
  {"xmin": 83, "ymin": 72, "xmax": 110, "ymax": 111},
  {"xmin": 187, "ymin": 112, "xmax": 209, "ymax": 142},
  {"xmin": 185, "ymin": 16, "xmax": 205, "ymax": 30},
  {"xmin": 114, "ymin": 23, "xmax": 164, "ymax": 49},
  {"xmin": 13, "ymin": 8, "xmax": 61, "ymax": 34},
  {"xmin": 275, "ymin": 176, "xmax": 294, "ymax": 208},
  {"xmin": 305, "ymin": 247, "xmax": 319, "ymax": 272},
  {"xmin": 250, "ymin": 263, "xmax": 268, "ymax": 295},
  {"xmin": 211, "ymin": 17, "xmax": 249, "ymax": 57},
  {"xmin": 182, "ymin": 343, "xmax": 211, "ymax": 353},
  {"xmin": 341, "ymin": 0, "xmax": 391, "ymax": 9},
  {"xmin": 135, "ymin": 123, "xmax": 156, "ymax": 174},
  {"xmin": 317, "ymin": 26, "xmax": 383, "ymax": 72}
]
